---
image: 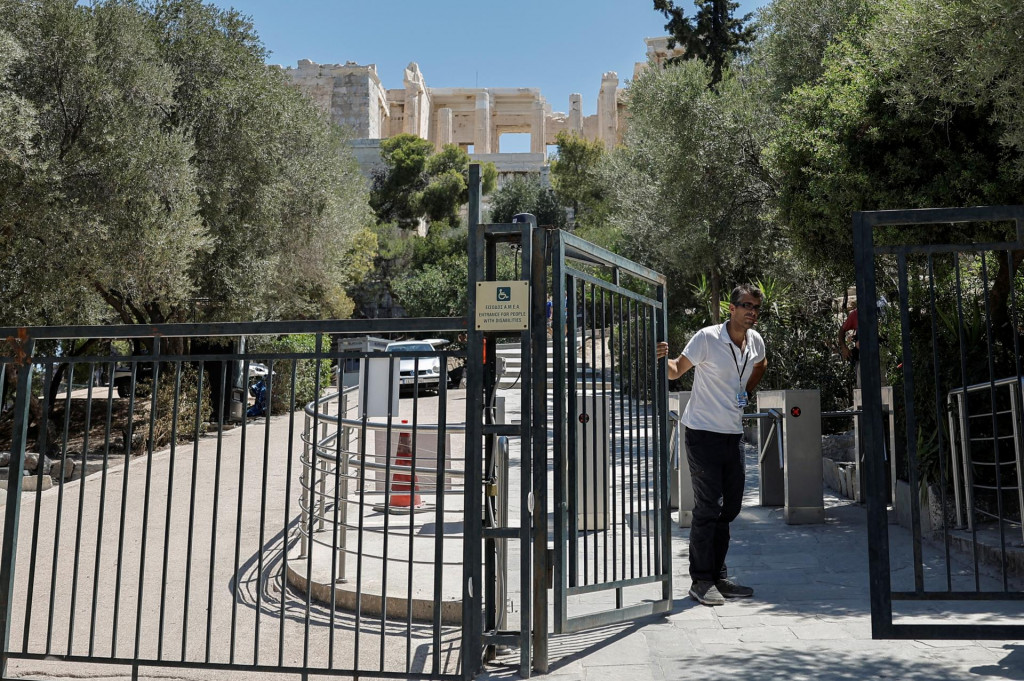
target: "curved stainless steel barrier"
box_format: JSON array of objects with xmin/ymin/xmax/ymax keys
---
[{"xmin": 296, "ymin": 384, "xmax": 469, "ymax": 582}]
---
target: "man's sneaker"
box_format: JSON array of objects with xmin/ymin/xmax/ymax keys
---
[
  {"xmin": 689, "ymin": 580, "xmax": 726, "ymax": 606},
  {"xmin": 715, "ymin": 577, "xmax": 754, "ymax": 599}
]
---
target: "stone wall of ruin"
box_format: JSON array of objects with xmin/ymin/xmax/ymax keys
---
[{"xmin": 282, "ymin": 38, "xmax": 681, "ymax": 171}]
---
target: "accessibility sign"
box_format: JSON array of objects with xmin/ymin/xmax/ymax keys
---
[{"xmin": 475, "ymin": 280, "xmax": 530, "ymax": 331}]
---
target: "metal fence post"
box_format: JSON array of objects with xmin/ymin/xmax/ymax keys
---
[
  {"xmin": 338, "ymin": 390, "xmax": 350, "ymax": 583},
  {"xmin": 301, "ymin": 412, "xmax": 311, "ymax": 558},
  {"xmin": 0, "ymin": 335, "xmax": 35, "ymax": 675}
]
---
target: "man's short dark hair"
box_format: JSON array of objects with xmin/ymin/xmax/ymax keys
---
[{"xmin": 730, "ymin": 284, "xmax": 763, "ymax": 305}]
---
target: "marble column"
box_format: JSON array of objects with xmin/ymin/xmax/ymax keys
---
[
  {"xmin": 474, "ymin": 92, "xmax": 492, "ymax": 154},
  {"xmin": 436, "ymin": 107, "xmax": 454, "ymax": 150},
  {"xmin": 597, "ymin": 71, "xmax": 619, "ymax": 149},
  {"xmin": 531, "ymin": 100, "xmax": 546, "ymax": 154},
  {"xmin": 569, "ymin": 94, "xmax": 583, "ymax": 135}
]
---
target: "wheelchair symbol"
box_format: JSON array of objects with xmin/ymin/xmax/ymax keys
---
[{"xmin": 497, "ymin": 287, "xmax": 511, "ymax": 301}]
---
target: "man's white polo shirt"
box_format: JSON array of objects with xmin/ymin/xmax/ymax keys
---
[{"xmin": 680, "ymin": 321, "xmax": 765, "ymax": 435}]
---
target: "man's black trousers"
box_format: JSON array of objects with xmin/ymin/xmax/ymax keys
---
[{"xmin": 684, "ymin": 427, "xmax": 745, "ymax": 582}]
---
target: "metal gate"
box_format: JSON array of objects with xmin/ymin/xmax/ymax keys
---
[
  {"xmin": 549, "ymin": 231, "xmax": 672, "ymax": 634},
  {"xmin": 853, "ymin": 205, "xmax": 1024, "ymax": 639},
  {"xmin": 0, "ymin": 318, "xmax": 479, "ymax": 680},
  {"xmin": 465, "ymin": 167, "xmax": 672, "ymax": 677},
  {"xmin": 468, "ymin": 164, "xmax": 675, "ymax": 675}
]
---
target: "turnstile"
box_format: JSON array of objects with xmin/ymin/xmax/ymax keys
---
[{"xmin": 757, "ymin": 390, "xmax": 824, "ymax": 524}]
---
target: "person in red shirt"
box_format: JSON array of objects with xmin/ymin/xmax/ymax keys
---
[{"xmin": 838, "ymin": 305, "xmax": 859, "ymax": 387}]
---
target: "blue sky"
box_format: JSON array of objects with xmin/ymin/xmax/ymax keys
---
[{"xmin": 210, "ymin": 1, "xmax": 767, "ymax": 150}]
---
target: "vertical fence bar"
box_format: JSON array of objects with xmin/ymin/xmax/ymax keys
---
[
  {"xmin": 585, "ymin": 280, "xmax": 593, "ymax": 585},
  {"xmin": 328, "ymin": 361, "xmax": 345, "ymax": 671},
  {"xmin": 0, "ymin": 335, "xmax": 35, "ymax": 674},
  {"xmin": 181, "ymin": 361, "xmax": 205, "ymax": 660},
  {"xmin": 657, "ymin": 281, "xmax": 672, "ymax": 602},
  {"xmin": 279, "ymin": 359, "xmax": 298, "ymax": 667},
  {"xmin": 529, "ymin": 219, "xmax": 548, "ymax": 673},
  {"xmin": 405, "ymin": 377, "xmax": 419, "ymax": 673},
  {"xmin": 599, "ymin": 287, "xmax": 609, "ymax": 584},
  {"xmin": 302, "ymin": 336, "xmax": 323, "ymax": 670},
  {"xmin": 46, "ymin": 359, "xmax": 75, "ymax": 654},
  {"xmin": 853, "ymin": 211, "xmax": 893, "ymax": 638},
  {"xmin": 205, "ymin": 367, "xmax": 228, "ymax": 663},
  {"xmin": 351, "ymin": 366, "xmax": 371, "ymax": 673},
  {"xmin": 953, "ymin": 254, "xmax": 983, "ymax": 585},
  {"xmin": 641, "ymin": 305, "xmax": 652, "ymax": 575},
  {"xmin": 229, "ymin": 357, "xmax": 251, "ymax": 663},
  {"xmin": 926, "ymin": 258, "xmax": 955, "ymax": 591},
  {"xmin": 21, "ymin": 362, "xmax": 52, "ymax": 653},
  {"xmin": 628, "ymin": 298, "xmax": 639, "ymax": 580},
  {"xmin": 255, "ymin": 357, "xmax": 274, "ymax": 664},
  {"xmin": 978, "ymin": 255, "xmax": 1010, "ymax": 590},
  {"xmin": 1007, "ymin": 250, "xmax": 1024, "ymax": 549},
  {"xmin": 157, "ymin": 361, "xmax": 184, "ymax": 660},
  {"xmin": 615, "ymin": 285, "xmax": 626, "ymax": 609},
  {"xmin": 608, "ymin": 286, "xmax": 619, "ymax": 592},
  {"xmin": 90, "ymin": 359, "xmax": 117, "ymax": 657},
  {"xmin": 431, "ymin": 370, "xmax": 450, "ymax": 675},
  {"xmin": 616, "ymin": 289, "xmax": 627, "ymax": 600},
  {"xmin": 646, "ymin": 303, "xmax": 660, "ymax": 581},
  {"xmin": 567, "ymin": 276, "xmax": 579, "ymax": 589},
  {"xmin": 896, "ymin": 253, "xmax": 925, "ymax": 593},
  {"xmin": 463, "ymin": 162, "xmax": 484, "ymax": 681},
  {"xmin": 134, "ymin": 340, "xmax": 162, "ymax": 661},
  {"xmin": 67, "ymin": 363, "xmax": 96, "ymax": 656},
  {"xmin": 378, "ymin": 358, "xmax": 397, "ymax": 670},
  {"xmin": 111, "ymin": 360, "xmax": 139, "ymax": 656},
  {"xmin": 552, "ymin": 231, "xmax": 568, "ymax": 634}
]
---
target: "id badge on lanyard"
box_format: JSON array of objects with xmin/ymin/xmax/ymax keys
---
[{"xmin": 731, "ymin": 336, "xmax": 749, "ymax": 409}]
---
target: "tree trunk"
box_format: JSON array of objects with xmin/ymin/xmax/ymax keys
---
[{"xmin": 990, "ymin": 249, "xmax": 1024, "ymax": 351}]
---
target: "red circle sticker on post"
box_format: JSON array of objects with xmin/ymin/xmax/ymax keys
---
[
  {"xmin": 791, "ymin": 407, "xmax": 802, "ymax": 417},
  {"xmin": 579, "ymin": 413, "xmax": 590, "ymax": 424}
]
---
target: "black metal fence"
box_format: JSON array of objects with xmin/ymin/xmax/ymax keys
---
[
  {"xmin": 853, "ymin": 206, "xmax": 1024, "ymax": 640},
  {"xmin": 0, "ymin": 319, "xmax": 474, "ymax": 680}
]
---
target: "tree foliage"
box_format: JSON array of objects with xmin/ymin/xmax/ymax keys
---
[
  {"xmin": 610, "ymin": 59, "xmax": 777, "ymax": 320},
  {"xmin": 488, "ymin": 175, "xmax": 566, "ymax": 230},
  {"xmin": 766, "ymin": 1, "xmax": 1024, "ymax": 277},
  {"xmin": 0, "ymin": 0, "xmax": 375, "ymax": 327},
  {"xmin": 370, "ymin": 134, "xmax": 496, "ymax": 228},
  {"xmin": 654, "ymin": 0, "xmax": 757, "ymax": 86},
  {"xmin": 550, "ymin": 130, "xmax": 607, "ymax": 231}
]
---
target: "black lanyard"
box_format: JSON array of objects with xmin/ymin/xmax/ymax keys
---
[{"xmin": 730, "ymin": 335, "xmax": 749, "ymax": 384}]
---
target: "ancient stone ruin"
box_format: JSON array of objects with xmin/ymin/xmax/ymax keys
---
[{"xmin": 280, "ymin": 37, "xmax": 685, "ymax": 178}]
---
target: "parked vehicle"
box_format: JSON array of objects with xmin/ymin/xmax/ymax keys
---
[{"xmin": 385, "ymin": 340, "xmax": 441, "ymax": 394}]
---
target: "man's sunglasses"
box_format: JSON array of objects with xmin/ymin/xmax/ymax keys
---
[{"xmin": 735, "ymin": 302, "xmax": 762, "ymax": 312}]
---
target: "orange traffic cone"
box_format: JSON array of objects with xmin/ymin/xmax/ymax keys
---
[{"xmin": 388, "ymin": 421, "xmax": 423, "ymax": 512}]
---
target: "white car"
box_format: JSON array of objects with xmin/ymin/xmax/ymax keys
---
[
  {"xmin": 385, "ymin": 340, "xmax": 441, "ymax": 393},
  {"xmin": 248, "ymin": 362, "xmax": 271, "ymax": 379}
]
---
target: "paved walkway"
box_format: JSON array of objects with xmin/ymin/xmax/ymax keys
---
[
  {"xmin": 2, "ymin": 384, "xmax": 1022, "ymax": 680},
  {"xmin": 480, "ymin": 453, "xmax": 1024, "ymax": 681},
  {"xmin": 477, "ymin": 385, "xmax": 1024, "ymax": 681}
]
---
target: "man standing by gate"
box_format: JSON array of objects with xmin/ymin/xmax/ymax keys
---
[{"xmin": 656, "ymin": 284, "xmax": 768, "ymax": 606}]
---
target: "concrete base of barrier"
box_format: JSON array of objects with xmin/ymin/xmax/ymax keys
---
[
  {"xmin": 286, "ymin": 537, "xmax": 464, "ymax": 625},
  {"xmin": 784, "ymin": 506, "xmax": 826, "ymax": 525}
]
